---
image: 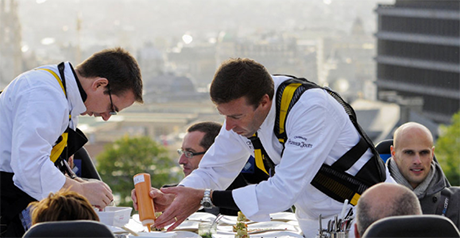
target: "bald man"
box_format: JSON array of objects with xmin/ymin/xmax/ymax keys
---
[
  {"xmin": 354, "ymin": 183, "xmax": 422, "ymax": 237},
  {"xmin": 387, "ymin": 122, "xmax": 460, "ymax": 228}
]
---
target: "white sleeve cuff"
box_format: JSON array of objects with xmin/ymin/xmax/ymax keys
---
[{"xmin": 232, "ymin": 185, "xmax": 270, "ymax": 222}]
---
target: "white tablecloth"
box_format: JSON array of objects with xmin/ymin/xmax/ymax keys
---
[{"xmin": 116, "ymin": 212, "xmax": 304, "ymax": 238}]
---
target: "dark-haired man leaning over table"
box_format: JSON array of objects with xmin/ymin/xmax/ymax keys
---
[{"xmin": 132, "ymin": 58, "xmax": 395, "ymax": 238}]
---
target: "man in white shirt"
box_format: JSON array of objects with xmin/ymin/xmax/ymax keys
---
[
  {"xmin": 0, "ymin": 47, "xmax": 143, "ymax": 237},
  {"xmin": 133, "ymin": 58, "xmax": 393, "ymax": 237}
]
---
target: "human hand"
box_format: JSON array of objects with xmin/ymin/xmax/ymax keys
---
[
  {"xmin": 131, "ymin": 187, "xmax": 175, "ymax": 211},
  {"xmin": 79, "ymin": 180, "xmax": 113, "ymax": 210},
  {"xmin": 154, "ymin": 186, "xmax": 203, "ymax": 231},
  {"xmin": 68, "ymin": 155, "xmax": 74, "ymax": 169}
]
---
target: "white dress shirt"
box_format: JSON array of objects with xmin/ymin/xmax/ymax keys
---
[
  {"xmin": 0, "ymin": 62, "xmax": 86, "ymax": 200},
  {"xmin": 180, "ymin": 75, "xmax": 394, "ymax": 237}
]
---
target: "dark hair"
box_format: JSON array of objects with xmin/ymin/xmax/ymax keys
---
[
  {"xmin": 29, "ymin": 190, "xmax": 99, "ymax": 225},
  {"xmin": 210, "ymin": 58, "xmax": 274, "ymax": 108},
  {"xmin": 187, "ymin": 122, "xmax": 222, "ymax": 150},
  {"xmin": 76, "ymin": 47, "xmax": 143, "ymax": 103}
]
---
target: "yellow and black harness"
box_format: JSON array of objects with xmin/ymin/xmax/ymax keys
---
[
  {"xmin": 250, "ymin": 76, "xmax": 386, "ymax": 206},
  {"xmin": 0, "ymin": 63, "xmax": 87, "ymax": 236},
  {"xmin": 37, "ymin": 66, "xmax": 70, "ymax": 164},
  {"xmin": 36, "ymin": 63, "xmax": 87, "ymax": 178}
]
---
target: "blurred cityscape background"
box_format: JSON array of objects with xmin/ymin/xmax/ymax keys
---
[{"xmin": 1, "ymin": 0, "xmax": 459, "ymax": 196}]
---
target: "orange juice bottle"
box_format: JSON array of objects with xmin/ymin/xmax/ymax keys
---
[{"xmin": 133, "ymin": 173, "xmax": 156, "ymax": 232}]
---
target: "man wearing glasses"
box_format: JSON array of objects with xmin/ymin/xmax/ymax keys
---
[
  {"xmin": 0, "ymin": 47, "xmax": 143, "ymax": 237},
  {"xmin": 169, "ymin": 121, "xmax": 249, "ymax": 215}
]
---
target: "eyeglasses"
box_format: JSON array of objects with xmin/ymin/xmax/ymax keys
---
[
  {"xmin": 107, "ymin": 84, "xmax": 117, "ymax": 115},
  {"xmin": 177, "ymin": 149, "xmax": 206, "ymax": 159}
]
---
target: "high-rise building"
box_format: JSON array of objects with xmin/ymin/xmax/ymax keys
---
[
  {"xmin": 0, "ymin": 0, "xmax": 22, "ymax": 87},
  {"xmin": 375, "ymin": 0, "xmax": 460, "ymax": 124}
]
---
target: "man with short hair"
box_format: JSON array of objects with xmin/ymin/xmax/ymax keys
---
[
  {"xmin": 388, "ymin": 122, "xmax": 460, "ymax": 228},
  {"xmin": 135, "ymin": 58, "xmax": 394, "ymax": 237},
  {"xmin": 178, "ymin": 122, "xmax": 222, "ymax": 177},
  {"xmin": 354, "ymin": 183, "xmax": 422, "ymax": 237},
  {"xmin": 175, "ymin": 121, "xmax": 248, "ymax": 215},
  {"xmin": 0, "ymin": 47, "xmax": 143, "ymax": 237}
]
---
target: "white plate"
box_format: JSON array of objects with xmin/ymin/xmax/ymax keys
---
[
  {"xmin": 212, "ymin": 231, "xmax": 302, "ymax": 238},
  {"xmin": 174, "ymin": 231, "xmax": 201, "ymax": 238},
  {"xmin": 249, "ymin": 231, "xmax": 303, "ymax": 238},
  {"xmin": 186, "ymin": 212, "xmax": 217, "ymax": 223},
  {"xmin": 217, "ymin": 215, "xmax": 256, "ymax": 225},
  {"xmin": 172, "ymin": 220, "xmax": 200, "ymax": 232},
  {"xmin": 124, "ymin": 216, "xmax": 148, "ymax": 233},
  {"xmin": 217, "ymin": 221, "xmax": 299, "ymax": 234},
  {"xmin": 136, "ymin": 231, "xmax": 177, "ymax": 237},
  {"xmin": 270, "ymin": 212, "xmax": 297, "ymax": 222},
  {"xmin": 247, "ymin": 221, "xmax": 299, "ymax": 233},
  {"xmin": 106, "ymin": 225, "xmax": 126, "ymax": 234}
]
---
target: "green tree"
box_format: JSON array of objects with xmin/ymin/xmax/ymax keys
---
[
  {"xmin": 436, "ymin": 111, "xmax": 460, "ymax": 186},
  {"xmin": 96, "ymin": 135, "xmax": 179, "ymax": 207}
]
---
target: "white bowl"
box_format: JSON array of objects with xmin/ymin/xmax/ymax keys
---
[{"xmin": 96, "ymin": 206, "xmax": 132, "ymax": 227}]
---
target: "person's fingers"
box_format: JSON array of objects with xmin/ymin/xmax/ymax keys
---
[
  {"xmin": 166, "ymin": 216, "xmax": 187, "ymax": 231},
  {"xmin": 149, "ymin": 187, "xmax": 165, "ymax": 198},
  {"xmin": 131, "ymin": 189, "xmax": 138, "ymax": 210},
  {"xmin": 154, "ymin": 203, "xmax": 183, "ymax": 229},
  {"xmin": 160, "ymin": 186, "xmax": 178, "ymax": 195},
  {"xmin": 106, "ymin": 193, "xmax": 114, "ymax": 204},
  {"xmin": 98, "ymin": 200, "xmax": 107, "ymax": 210},
  {"xmin": 154, "ymin": 210, "xmax": 174, "ymax": 228},
  {"xmin": 102, "ymin": 181, "xmax": 112, "ymax": 192}
]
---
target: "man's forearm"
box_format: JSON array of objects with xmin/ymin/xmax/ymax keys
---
[{"xmin": 212, "ymin": 190, "xmax": 238, "ymax": 210}]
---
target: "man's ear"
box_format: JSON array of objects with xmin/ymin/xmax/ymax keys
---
[
  {"xmin": 354, "ymin": 223, "xmax": 360, "ymax": 238},
  {"xmin": 390, "ymin": 145, "xmax": 395, "ymax": 158},
  {"xmin": 259, "ymin": 94, "xmax": 270, "ymax": 108},
  {"xmin": 91, "ymin": 78, "xmax": 109, "ymax": 90}
]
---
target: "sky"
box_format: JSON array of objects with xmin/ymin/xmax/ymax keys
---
[{"xmin": 16, "ymin": 0, "xmax": 395, "ymax": 52}]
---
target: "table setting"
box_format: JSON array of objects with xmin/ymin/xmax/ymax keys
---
[{"xmin": 97, "ymin": 208, "xmax": 304, "ymax": 238}]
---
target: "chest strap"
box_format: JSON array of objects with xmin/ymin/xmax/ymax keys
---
[{"xmin": 248, "ymin": 133, "xmax": 276, "ymax": 177}]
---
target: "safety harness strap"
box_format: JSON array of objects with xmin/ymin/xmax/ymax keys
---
[
  {"xmin": 36, "ymin": 67, "xmax": 70, "ymax": 163},
  {"xmin": 37, "ymin": 68, "xmax": 67, "ymax": 97},
  {"xmin": 36, "ymin": 64, "xmax": 79, "ymax": 179},
  {"xmin": 331, "ymin": 136, "xmax": 367, "ymax": 171},
  {"xmin": 271, "ymin": 75, "xmax": 385, "ymax": 205},
  {"xmin": 248, "ymin": 133, "xmax": 276, "ymax": 176},
  {"xmin": 278, "ymin": 83, "xmax": 302, "ymax": 143},
  {"xmin": 311, "ymin": 165, "xmax": 367, "ymax": 206}
]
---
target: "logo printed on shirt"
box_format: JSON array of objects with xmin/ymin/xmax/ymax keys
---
[
  {"xmin": 293, "ymin": 136, "xmax": 308, "ymax": 141},
  {"xmin": 287, "ymin": 138, "xmax": 313, "ymax": 148},
  {"xmin": 246, "ymin": 140, "xmax": 254, "ymax": 150}
]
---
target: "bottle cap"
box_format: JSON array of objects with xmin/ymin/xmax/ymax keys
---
[{"xmin": 142, "ymin": 219, "xmax": 155, "ymax": 226}]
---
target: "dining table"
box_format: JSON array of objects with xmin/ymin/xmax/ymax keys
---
[{"xmin": 106, "ymin": 211, "xmax": 305, "ymax": 238}]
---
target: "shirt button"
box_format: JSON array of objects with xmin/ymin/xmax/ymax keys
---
[{"xmin": 433, "ymin": 197, "xmax": 438, "ymax": 203}]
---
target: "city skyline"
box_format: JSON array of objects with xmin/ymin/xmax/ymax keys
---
[{"xmin": 15, "ymin": 0, "xmax": 393, "ymax": 58}]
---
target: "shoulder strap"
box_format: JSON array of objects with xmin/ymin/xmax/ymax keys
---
[
  {"xmin": 36, "ymin": 66, "xmax": 70, "ymax": 164},
  {"xmin": 37, "ymin": 68, "xmax": 67, "ymax": 97},
  {"xmin": 274, "ymin": 77, "xmax": 319, "ymax": 148},
  {"xmin": 273, "ymin": 75, "xmax": 386, "ymax": 205},
  {"xmin": 274, "ymin": 75, "xmax": 385, "ymax": 178},
  {"xmin": 36, "ymin": 64, "xmax": 77, "ymax": 179}
]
